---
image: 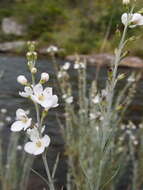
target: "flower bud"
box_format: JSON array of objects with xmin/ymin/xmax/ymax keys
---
[
  {"xmin": 17, "ymin": 75, "xmax": 28, "ymax": 85},
  {"xmin": 27, "ymin": 41, "xmax": 36, "ymax": 52},
  {"xmin": 26, "ymin": 51, "xmax": 37, "ymax": 61},
  {"xmin": 123, "ymin": 0, "xmax": 130, "ymax": 5},
  {"xmin": 40, "ymin": 72, "xmax": 49, "ymax": 83},
  {"xmin": 117, "ymin": 73, "xmax": 126, "ymax": 80},
  {"xmin": 31, "ymin": 67, "xmax": 37, "ymax": 74}
]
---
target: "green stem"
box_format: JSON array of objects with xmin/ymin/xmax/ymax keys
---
[
  {"xmin": 95, "ymin": 159, "xmax": 104, "ymax": 190},
  {"xmin": 42, "ymin": 153, "xmax": 55, "ymax": 190}
]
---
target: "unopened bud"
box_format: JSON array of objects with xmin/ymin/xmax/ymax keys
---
[
  {"xmin": 26, "ymin": 51, "xmax": 37, "ymax": 61},
  {"xmin": 123, "ymin": 0, "xmax": 130, "ymax": 5},
  {"xmin": 27, "ymin": 41, "xmax": 36, "ymax": 52},
  {"xmin": 31, "ymin": 67, "xmax": 37, "ymax": 74},
  {"xmin": 40, "ymin": 72, "xmax": 49, "ymax": 83},
  {"xmin": 117, "ymin": 73, "xmax": 126, "ymax": 80},
  {"xmin": 17, "ymin": 75, "xmax": 28, "ymax": 85}
]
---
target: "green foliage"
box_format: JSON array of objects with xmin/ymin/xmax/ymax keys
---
[{"xmin": 0, "ymin": 0, "xmax": 143, "ymax": 54}]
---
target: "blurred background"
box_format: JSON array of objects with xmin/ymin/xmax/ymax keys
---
[
  {"xmin": 0, "ymin": 1, "xmax": 143, "ymax": 190},
  {"xmin": 0, "ymin": 0, "xmax": 142, "ymax": 56}
]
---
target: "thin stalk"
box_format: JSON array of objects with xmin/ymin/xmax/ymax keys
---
[
  {"xmin": 95, "ymin": 159, "xmax": 104, "ymax": 190},
  {"xmin": 32, "ymin": 76, "xmax": 54, "ymax": 189},
  {"xmin": 42, "ymin": 152, "xmax": 55, "ymax": 190},
  {"xmin": 31, "ymin": 168, "xmax": 49, "ymax": 185},
  {"xmin": 101, "ymin": 11, "xmax": 130, "ymax": 151}
]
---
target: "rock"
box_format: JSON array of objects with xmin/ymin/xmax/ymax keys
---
[
  {"xmin": 0, "ymin": 41, "xmax": 26, "ymax": 52},
  {"xmin": 66, "ymin": 53, "xmax": 143, "ymax": 68},
  {"xmin": 120, "ymin": 56, "xmax": 143, "ymax": 68},
  {"xmin": 38, "ymin": 47, "xmax": 49, "ymax": 54},
  {"xmin": 1, "ymin": 17, "xmax": 26, "ymax": 36}
]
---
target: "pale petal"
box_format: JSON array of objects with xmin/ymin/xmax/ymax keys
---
[
  {"xmin": 25, "ymin": 86, "xmax": 33, "ymax": 94},
  {"xmin": 27, "ymin": 127, "xmax": 40, "ymax": 141},
  {"xmin": 42, "ymin": 135, "xmax": 51, "ymax": 147},
  {"xmin": 31, "ymin": 95, "xmax": 39, "ymax": 103},
  {"xmin": 131, "ymin": 13, "xmax": 143, "ymax": 26},
  {"xmin": 132, "ymin": 13, "xmax": 142, "ymax": 22},
  {"xmin": 16, "ymin": 109, "xmax": 26, "ymax": 120},
  {"xmin": 121, "ymin": 13, "xmax": 128, "ymax": 25},
  {"xmin": 138, "ymin": 16, "xmax": 143, "ymax": 25},
  {"xmin": 33, "ymin": 146, "xmax": 45, "ymax": 155},
  {"xmin": 11, "ymin": 121, "xmax": 24, "ymax": 132},
  {"xmin": 33, "ymin": 84, "xmax": 43, "ymax": 95},
  {"xmin": 51, "ymin": 95, "xmax": 59, "ymax": 107},
  {"xmin": 40, "ymin": 95, "xmax": 59, "ymax": 109},
  {"xmin": 24, "ymin": 142, "xmax": 37, "ymax": 154},
  {"xmin": 43, "ymin": 87, "xmax": 53, "ymax": 96},
  {"xmin": 19, "ymin": 91, "xmax": 30, "ymax": 98},
  {"xmin": 23, "ymin": 118, "xmax": 32, "ymax": 130}
]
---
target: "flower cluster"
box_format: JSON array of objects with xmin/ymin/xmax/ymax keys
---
[
  {"xmin": 121, "ymin": 13, "xmax": 143, "ymax": 28},
  {"xmin": 10, "ymin": 43, "xmax": 59, "ymax": 156},
  {"xmin": 11, "ymin": 73, "xmax": 58, "ymax": 155},
  {"xmin": 122, "ymin": 0, "xmax": 130, "ymax": 5}
]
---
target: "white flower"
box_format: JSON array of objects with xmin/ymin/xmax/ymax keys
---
[
  {"xmin": 31, "ymin": 84, "xmax": 58, "ymax": 110},
  {"xmin": 101, "ymin": 89, "xmax": 107, "ymax": 97},
  {"xmin": 24, "ymin": 135, "xmax": 50, "ymax": 155},
  {"xmin": 127, "ymin": 75, "xmax": 135, "ymax": 82},
  {"xmin": 19, "ymin": 86, "xmax": 33, "ymax": 98},
  {"xmin": 17, "ymin": 75, "xmax": 28, "ymax": 85},
  {"xmin": 65, "ymin": 96, "xmax": 73, "ymax": 104},
  {"xmin": 92, "ymin": 95, "xmax": 100, "ymax": 104},
  {"xmin": 41, "ymin": 72, "xmax": 49, "ymax": 82},
  {"xmin": 11, "ymin": 109, "xmax": 32, "ymax": 132},
  {"xmin": 27, "ymin": 127, "xmax": 40, "ymax": 141},
  {"xmin": 27, "ymin": 125, "xmax": 45, "ymax": 141},
  {"xmin": 0, "ymin": 121, "xmax": 4, "ymax": 129},
  {"xmin": 123, "ymin": 0, "xmax": 130, "ymax": 5},
  {"xmin": 62, "ymin": 62, "xmax": 71, "ymax": 70},
  {"xmin": 62, "ymin": 94, "xmax": 73, "ymax": 104},
  {"xmin": 46, "ymin": 45, "xmax": 58, "ymax": 53},
  {"xmin": 89, "ymin": 113, "xmax": 96, "ymax": 120},
  {"xmin": 17, "ymin": 145, "xmax": 22, "ymax": 151},
  {"xmin": 74, "ymin": 63, "xmax": 80, "ymax": 69},
  {"xmin": 57, "ymin": 71, "xmax": 66, "ymax": 78},
  {"xmin": 1, "ymin": 108, "xmax": 7, "ymax": 114},
  {"xmin": 74, "ymin": 61, "xmax": 86, "ymax": 69},
  {"xmin": 5, "ymin": 116, "xmax": 12, "ymax": 122},
  {"xmin": 121, "ymin": 13, "xmax": 143, "ymax": 28}
]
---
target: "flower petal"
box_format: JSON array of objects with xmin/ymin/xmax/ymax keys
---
[
  {"xmin": 24, "ymin": 142, "xmax": 37, "ymax": 154},
  {"xmin": 16, "ymin": 109, "xmax": 26, "ymax": 120},
  {"xmin": 25, "ymin": 86, "xmax": 33, "ymax": 94},
  {"xmin": 51, "ymin": 95, "xmax": 59, "ymax": 107},
  {"xmin": 23, "ymin": 118, "xmax": 32, "ymax": 130},
  {"xmin": 27, "ymin": 127, "xmax": 40, "ymax": 141},
  {"xmin": 33, "ymin": 146, "xmax": 45, "ymax": 155},
  {"xmin": 121, "ymin": 13, "xmax": 128, "ymax": 25},
  {"xmin": 43, "ymin": 87, "xmax": 53, "ymax": 96},
  {"xmin": 19, "ymin": 91, "xmax": 29, "ymax": 98},
  {"xmin": 33, "ymin": 84, "xmax": 43, "ymax": 95},
  {"xmin": 11, "ymin": 121, "xmax": 24, "ymax": 132},
  {"xmin": 42, "ymin": 135, "xmax": 51, "ymax": 147}
]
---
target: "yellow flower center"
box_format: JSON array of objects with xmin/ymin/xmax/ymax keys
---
[
  {"xmin": 38, "ymin": 95, "xmax": 45, "ymax": 101},
  {"xmin": 22, "ymin": 117, "xmax": 28, "ymax": 123},
  {"xmin": 36, "ymin": 141, "xmax": 42, "ymax": 148}
]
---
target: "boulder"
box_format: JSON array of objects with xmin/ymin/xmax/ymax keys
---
[
  {"xmin": 66, "ymin": 53, "xmax": 143, "ymax": 68},
  {"xmin": 1, "ymin": 17, "xmax": 26, "ymax": 36},
  {"xmin": 0, "ymin": 41, "xmax": 26, "ymax": 52}
]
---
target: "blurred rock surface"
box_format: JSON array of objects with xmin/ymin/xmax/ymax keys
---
[
  {"xmin": 66, "ymin": 53, "xmax": 143, "ymax": 68},
  {"xmin": 1, "ymin": 17, "xmax": 26, "ymax": 36}
]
